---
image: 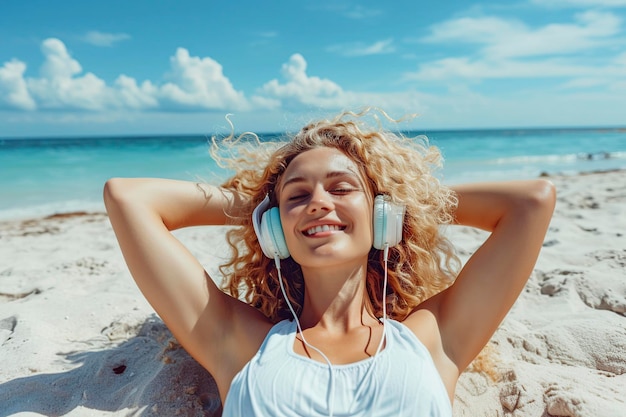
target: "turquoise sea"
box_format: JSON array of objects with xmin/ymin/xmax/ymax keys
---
[{"xmin": 1, "ymin": 127, "xmax": 625, "ymax": 220}]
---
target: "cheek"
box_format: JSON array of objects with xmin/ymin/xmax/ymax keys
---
[
  {"xmin": 361, "ymin": 219, "xmax": 375, "ymax": 248},
  {"xmin": 359, "ymin": 211, "xmax": 374, "ymax": 249},
  {"xmin": 279, "ymin": 207, "xmax": 300, "ymax": 243},
  {"xmin": 347, "ymin": 203, "xmax": 375, "ymax": 248}
]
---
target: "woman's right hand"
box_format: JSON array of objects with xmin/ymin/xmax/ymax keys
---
[{"xmin": 103, "ymin": 178, "xmax": 272, "ymax": 400}]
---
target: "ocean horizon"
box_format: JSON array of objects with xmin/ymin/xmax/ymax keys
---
[{"xmin": 2, "ymin": 126, "xmax": 625, "ymax": 221}]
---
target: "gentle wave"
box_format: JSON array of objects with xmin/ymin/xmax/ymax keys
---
[
  {"xmin": 489, "ymin": 151, "xmax": 626, "ymax": 166},
  {"xmin": 2, "ymin": 128, "xmax": 625, "ymax": 221}
]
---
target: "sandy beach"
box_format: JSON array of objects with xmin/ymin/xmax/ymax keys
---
[{"xmin": 1, "ymin": 170, "xmax": 625, "ymax": 417}]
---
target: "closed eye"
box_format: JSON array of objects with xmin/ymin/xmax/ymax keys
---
[
  {"xmin": 287, "ymin": 193, "xmax": 308, "ymax": 201},
  {"xmin": 331, "ymin": 188, "xmax": 357, "ymax": 195}
]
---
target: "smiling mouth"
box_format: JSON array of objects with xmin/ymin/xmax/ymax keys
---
[{"xmin": 304, "ymin": 224, "xmax": 345, "ymax": 236}]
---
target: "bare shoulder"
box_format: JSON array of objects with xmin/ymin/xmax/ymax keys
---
[
  {"xmin": 224, "ymin": 295, "xmax": 275, "ymax": 361},
  {"xmin": 195, "ymin": 291, "xmax": 274, "ymax": 399},
  {"xmin": 402, "ymin": 296, "xmax": 459, "ymax": 396}
]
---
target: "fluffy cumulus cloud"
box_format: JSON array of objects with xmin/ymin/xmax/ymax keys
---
[
  {"xmin": 39, "ymin": 38, "xmax": 82, "ymax": 79},
  {"xmin": 0, "ymin": 38, "xmax": 250, "ymax": 113},
  {"xmin": 0, "ymin": 59, "xmax": 36, "ymax": 110},
  {"xmin": 0, "ymin": 38, "xmax": 426, "ymax": 120},
  {"xmin": 259, "ymin": 53, "xmax": 350, "ymax": 108},
  {"xmin": 256, "ymin": 53, "xmax": 426, "ymax": 116},
  {"xmin": 158, "ymin": 48, "xmax": 248, "ymax": 110},
  {"xmin": 112, "ymin": 75, "xmax": 159, "ymax": 109},
  {"xmin": 0, "ymin": 38, "xmax": 370, "ymax": 114},
  {"xmin": 27, "ymin": 38, "xmax": 112, "ymax": 110}
]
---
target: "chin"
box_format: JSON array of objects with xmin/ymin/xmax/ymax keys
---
[{"xmin": 295, "ymin": 249, "xmax": 369, "ymax": 268}]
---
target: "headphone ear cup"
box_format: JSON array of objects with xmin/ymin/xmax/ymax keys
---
[
  {"xmin": 260, "ymin": 207, "xmax": 290, "ymax": 259},
  {"xmin": 373, "ymin": 195, "xmax": 405, "ymax": 250},
  {"xmin": 373, "ymin": 196, "xmax": 387, "ymax": 250}
]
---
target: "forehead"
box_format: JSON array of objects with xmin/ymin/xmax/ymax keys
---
[{"xmin": 281, "ymin": 147, "xmax": 362, "ymax": 183}]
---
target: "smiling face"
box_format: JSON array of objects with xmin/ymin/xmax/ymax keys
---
[{"xmin": 277, "ymin": 147, "xmax": 374, "ymax": 269}]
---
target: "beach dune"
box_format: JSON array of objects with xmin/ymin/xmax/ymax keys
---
[{"xmin": 1, "ymin": 171, "xmax": 625, "ymax": 416}]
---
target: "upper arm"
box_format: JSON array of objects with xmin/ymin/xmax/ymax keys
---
[
  {"xmin": 103, "ymin": 178, "xmax": 269, "ymax": 381},
  {"xmin": 435, "ymin": 179, "xmax": 556, "ymax": 371}
]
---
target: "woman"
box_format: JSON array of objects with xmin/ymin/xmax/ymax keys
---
[{"xmin": 104, "ymin": 110, "xmax": 556, "ymax": 416}]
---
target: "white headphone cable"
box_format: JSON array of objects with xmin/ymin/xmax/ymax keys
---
[
  {"xmin": 273, "ymin": 243, "xmax": 390, "ymax": 417},
  {"xmin": 349, "ymin": 243, "xmax": 389, "ymax": 413},
  {"xmin": 274, "ymin": 256, "xmax": 336, "ymax": 417}
]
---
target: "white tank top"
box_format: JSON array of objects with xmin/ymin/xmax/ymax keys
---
[{"xmin": 222, "ymin": 319, "xmax": 452, "ymax": 416}]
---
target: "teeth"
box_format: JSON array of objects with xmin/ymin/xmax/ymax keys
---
[{"xmin": 305, "ymin": 224, "xmax": 342, "ymax": 235}]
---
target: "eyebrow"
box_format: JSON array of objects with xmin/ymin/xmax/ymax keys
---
[{"xmin": 280, "ymin": 170, "xmax": 361, "ymax": 191}]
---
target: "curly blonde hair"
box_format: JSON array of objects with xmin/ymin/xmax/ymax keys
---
[{"xmin": 212, "ymin": 109, "xmax": 460, "ymax": 323}]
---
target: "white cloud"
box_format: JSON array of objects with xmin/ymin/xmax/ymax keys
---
[
  {"xmin": 259, "ymin": 54, "xmax": 348, "ymax": 108},
  {"xmin": 27, "ymin": 38, "xmax": 112, "ymax": 110},
  {"xmin": 0, "ymin": 59, "xmax": 36, "ymax": 110},
  {"xmin": 489, "ymin": 11, "xmax": 620, "ymax": 58},
  {"xmin": 39, "ymin": 38, "xmax": 82, "ymax": 79},
  {"xmin": 530, "ymin": 0, "xmax": 626, "ymax": 7},
  {"xmin": 407, "ymin": 11, "xmax": 625, "ymax": 85},
  {"xmin": 327, "ymin": 39, "xmax": 396, "ymax": 56},
  {"xmin": 422, "ymin": 16, "xmax": 522, "ymax": 45},
  {"xmin": 82, "ymin": 31, "xmax": 131, "ymax": 47},
  {"xmin": 257, "ymin": 53, "xmax": 427, "ymax": 116},
  {"xmin": 113, "ymin": 75, "xmax": 159, "ymax": 109},
  {"xmin": 158, "ymin": 48, "xmax": 249, "ymax": 110},
  {"xmin": 422, "ymin": 11, "xmax": 621, "ymax": 59},
  {"xmin": 0, "ymin": 38, "xmax": 251, "ymax": 113},
  {"xmin": 0, "ymin": 41, "xmax": 419, "ymax": 116},
  {"xmin": 407, "ymin": 56, "xmax": 603, "ymax": 80},
  {"xmin": 249, "ymin": 95, "xmax": 281, "ymax": 110}
]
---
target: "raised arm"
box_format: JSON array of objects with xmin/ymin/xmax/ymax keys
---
[
  {"xmin": 434, "ymin": 179, "xmax": 556, "ymax": 373},
  {"xmin": 103, "ymin": 178, "xmax": 271, "ymax": 396}
]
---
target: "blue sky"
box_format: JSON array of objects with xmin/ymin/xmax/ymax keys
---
[{"xmin": 1, "ymin": 0, "xmax": 625, "ymax": 138}]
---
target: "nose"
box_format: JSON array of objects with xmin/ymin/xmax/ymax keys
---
[{"xmin": 306, "ymin": 186, "xmax": 334, "ymax": 214}]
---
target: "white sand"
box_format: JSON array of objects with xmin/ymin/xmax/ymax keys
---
[{"xmin": 1, "ymin": 171, "xmax": 625, "ymax": 416}]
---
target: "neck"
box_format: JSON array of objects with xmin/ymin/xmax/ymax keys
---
[{"xmin": 298, "ymin": 262, "xmax": 379, "ymax": 332}]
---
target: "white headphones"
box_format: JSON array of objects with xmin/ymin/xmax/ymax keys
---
[
  {"xmin": 252, "ymin": 194, "xmax": 405, "ymax": 259},
  {"xmin": 251, "ymin": 193, "xmax": 404, "ymax": 417}
]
